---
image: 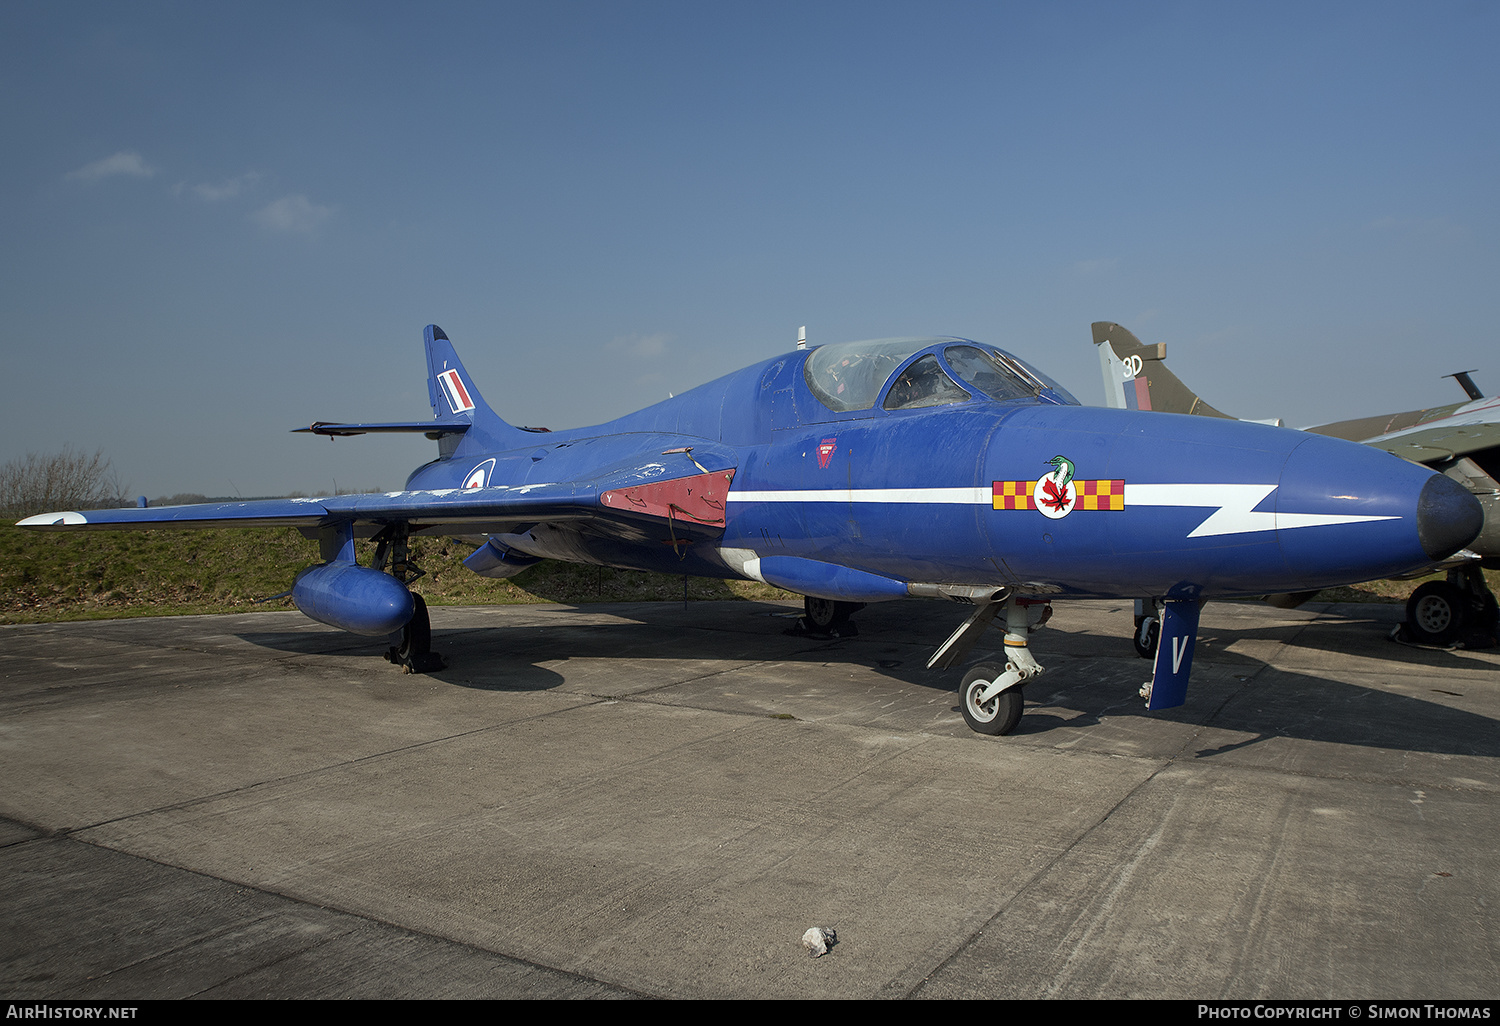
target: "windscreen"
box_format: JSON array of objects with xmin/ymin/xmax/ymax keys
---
[{"xmin": 942, "ymin": 345, "xmax": 1038, "ymax": 402}]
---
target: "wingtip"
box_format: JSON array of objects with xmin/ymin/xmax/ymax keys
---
[{"xmin": 17, "ymin": 511, "xmax": 87, "ymax": 528}]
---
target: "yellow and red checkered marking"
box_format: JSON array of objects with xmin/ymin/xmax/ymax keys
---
[
  {"xmin": 1074, "ymin": 479, "xmax": 1125, "ymax": 511},
  {"xmin": 991, "ymin": 479, "xmax": 1125, "ymax": 511},
  {"xmin": 992, "ymin": 480, "xmax": 1035, "ymax": 510}
]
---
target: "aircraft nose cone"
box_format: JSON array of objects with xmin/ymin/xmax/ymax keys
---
[
  {"xmin": 1273, "ymin": 433, "xmax": 1481, "ymax": 588},
  {"xmin": 1416, "ymin": 473, "xmax": 1484, "ymax": 561}
]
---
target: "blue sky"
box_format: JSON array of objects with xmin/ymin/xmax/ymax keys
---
[{"xmin": 3, "ymin": 0, "xmax": 1496, "ymax": 498}]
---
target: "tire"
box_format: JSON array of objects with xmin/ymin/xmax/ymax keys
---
[
  {"xmin": 802, "ymin": 596, "xmax": 863, "ymax": 631},
  {"xmin": 396, "ymin": 593, "xmax": 444, "ymax": 671},
  {"xmin": 1405, "ymin": 581, "xmax": 1468, "ymax": 645},
  {"xmin": 398, "ymin": 593, "xmax": 431, "ymax": 662},
  {"xmin": 960, "ymin": 663, "xmax": 1024, "ymax": 736},
  {"xmin": 1133, "ymin": 615, "xmax": 1160, "ymax": 659},
  {"xmin": 804, "ymin": 596, "xmax": 841, "ymax": 630}
]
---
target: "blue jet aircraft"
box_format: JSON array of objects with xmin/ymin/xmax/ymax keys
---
[{"xmin": 19, "ymin": 325, "xmax": 1484, "ymax": 735}]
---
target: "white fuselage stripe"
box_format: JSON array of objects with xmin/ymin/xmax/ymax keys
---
[
  {"xmin": 725, "ymin": 484, "xmax": 1399, "ymax": 538},
  {"xmin": 726, "ymin": 484, "xmax": 1279, "ymax": 505},
  {"xmin": 727, "ymin": 488, "xmax": 990, "ymax": 504}
]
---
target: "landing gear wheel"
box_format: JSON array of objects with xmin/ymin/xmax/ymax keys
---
[
  {"xmin": 1405, "ymin": 581, "xmax": 1468, "ymax": 645},
  {"xmin": 804, "ymin": 596, "xmax": 840, "ymax": 630},
  {"xmin": 1133, "ymin": 615, "xmax": 1160, "ymax": 659},
  {"xmin": 801, "ymin": 596, "xmax": 863, "ymax": 637},
  {"xmin": 387, "ymin": 593, "xmax": 446, "ymax": 673},
  {"xmin": 960, "ymin": 662, "xmax": 1024, "ymax": 736}
]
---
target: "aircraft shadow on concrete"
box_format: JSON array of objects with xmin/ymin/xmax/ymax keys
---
[
  {"xmin": 235, "ymin": 598, "xmax": 1500, "ymax": 758},
  {"xmin": 1015, "ymin": 655, "xmax": 1500, "ymax": 758},
  {"xmin": 232, "ymin": 624, "xmax": 569, "ymax": 693},
  {"xmin": 1200, "ymin": 602, "xmax": 1495, "ymax": 669}
]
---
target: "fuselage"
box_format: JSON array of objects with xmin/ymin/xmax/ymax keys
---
[{"xmin": 406, "ymin": 338, "xmax": 1480, "ymax": 603}]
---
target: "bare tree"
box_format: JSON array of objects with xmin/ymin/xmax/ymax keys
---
[{"xmin": 0, "ymin": 448, "xmax": 130, "ymax": 517}]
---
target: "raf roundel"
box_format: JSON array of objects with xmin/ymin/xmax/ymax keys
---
[{"xmin": 463, "ymin": 458, "xmax": 495, "ymax": 489}]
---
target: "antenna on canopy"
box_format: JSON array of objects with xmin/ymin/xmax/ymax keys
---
[{"xmin": 796, "ymin": 326, "xmax": 807, "ymax": 350}]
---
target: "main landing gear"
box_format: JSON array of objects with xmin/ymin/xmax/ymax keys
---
[
  {"xmin": 372, "ymin": 523, "xmax": 446, "ymax": 673},
  {"xmin": 1400, "ymin": 564, "xmax": 1499, "ymax": 648},
  {"xmin": 386, "ymin": 593, "xmax": 446, "ymax": 673},
  {"xmin": 798, "ymin": 596, "xmax": 865, "ymax": 638},
  {"xmin": 927, "ymin": 595, "xmax": 1051, "ymax": 736}
]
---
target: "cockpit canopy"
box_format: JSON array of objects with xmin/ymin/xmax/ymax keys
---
[{"xmin": 803, "ymin": 336, "xmax": 1079, "ymax": 414}]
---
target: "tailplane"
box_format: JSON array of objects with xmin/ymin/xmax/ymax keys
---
[{"xmin": 295, "ymin": 324, "xmax": 541, "ymax": 451}]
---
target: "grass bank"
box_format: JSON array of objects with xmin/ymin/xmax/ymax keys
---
[
  {"xmin": 0, "ymin": 524, "xmax": 796, "ymax": 624},
  {"xmin": 2, "ymin": 523, "xmax": 1491, "ymax": 625}
]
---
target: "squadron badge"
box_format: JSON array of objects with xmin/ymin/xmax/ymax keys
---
[{"xmin": 992, "ymin": 455, "xmax": 1124, "ymax": 519}]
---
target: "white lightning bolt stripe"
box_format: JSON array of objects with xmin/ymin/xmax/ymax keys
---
[
  {"xmin": 726, "ymin": 484, "xmax": 1400, "ymax": 538},
  {"xmin": 1125, "ymin": 484, "xmax": 1399, "ymax": 537}
]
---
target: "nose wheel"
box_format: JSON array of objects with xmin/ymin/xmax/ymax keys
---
[
  {"xmin": 960, "ymin": 663, "xmax": 1025, "ymax": 735},
  {"xmin": 1133, "ymin": 613, "xmax": 1160, "ymax": 659}
]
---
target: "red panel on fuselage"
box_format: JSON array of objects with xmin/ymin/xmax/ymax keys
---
[{"xmin": 600, "ymin": 470, "xmax": 736, "ymax": 527}]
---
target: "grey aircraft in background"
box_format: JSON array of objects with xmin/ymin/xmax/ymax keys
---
[{"xmin": 1093, "ymin": 321, "xmax": 1498, "ymax": 649}]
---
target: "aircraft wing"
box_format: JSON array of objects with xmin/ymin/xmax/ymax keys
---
[
  {"xmin": 17, "ymin": 497, "xmax": 334, "ymax": 530},
  {"xmin": 15, "ymin": 487, "xmax": 595, "ymax": 535},
  {"xmin": 1354, "ymin": 400, "xmax": 1500, "ymax": 464},
  {"xmin": 17, "ymin": 435, "xmax": 739, "ymax": 542}
]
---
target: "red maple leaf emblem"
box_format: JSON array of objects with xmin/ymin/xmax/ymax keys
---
[{"xmin": 1039, "ymin": 477, "xmax": 1071, "ymax": 513}]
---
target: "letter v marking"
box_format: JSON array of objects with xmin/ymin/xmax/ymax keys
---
[{"xmin": 1172, "ymin": 635, "xmax": 1190, "ymax": 675}]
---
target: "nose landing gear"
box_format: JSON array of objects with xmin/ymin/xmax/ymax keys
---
[{"xmin": 929, "ymin": 595, "xmax": 1049, "ymax": 735}]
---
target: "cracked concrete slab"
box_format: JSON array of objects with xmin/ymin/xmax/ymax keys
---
[{"xmin": 1, "ymin": 598, "xmax": 1496, "ymax": 998}]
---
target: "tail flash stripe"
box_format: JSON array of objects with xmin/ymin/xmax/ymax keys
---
[{"xmin": 438, "ymin": 369, "xmax": 475, "ymax": 414}]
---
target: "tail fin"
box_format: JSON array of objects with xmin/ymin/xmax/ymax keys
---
[
  {"xmin": 424, "ymin": 324, "xmax": 537, "ymax": 453},
  {"xmin": 1091, "ymin": 322, "xmax": 1234, "ymax": 419}
]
